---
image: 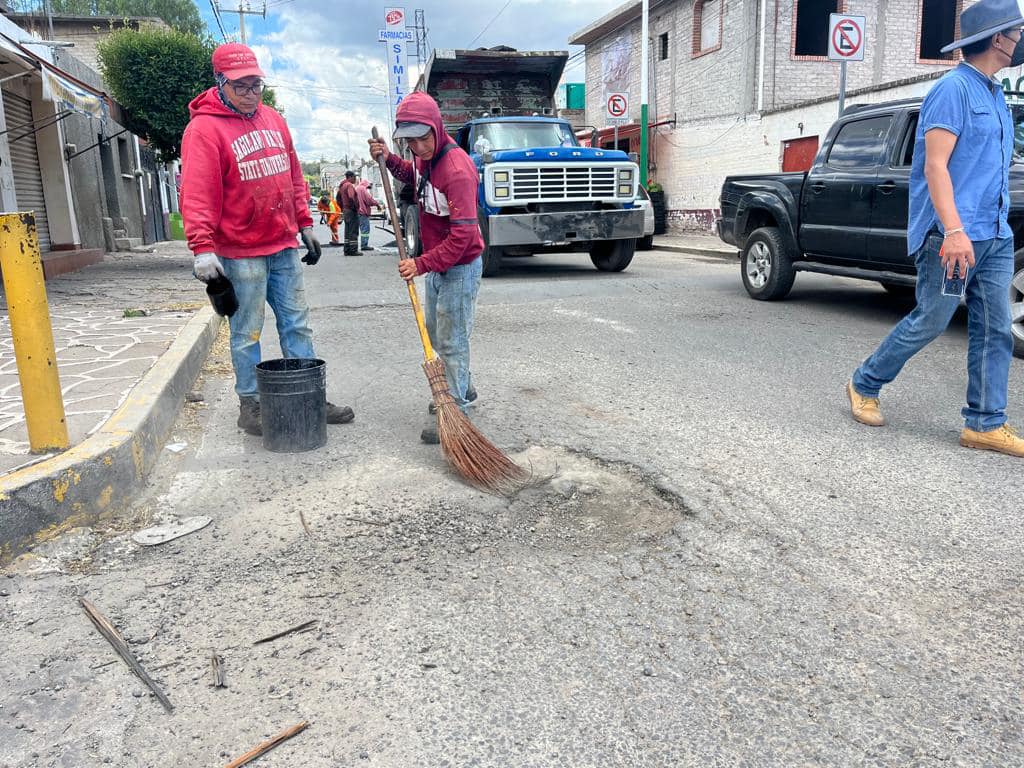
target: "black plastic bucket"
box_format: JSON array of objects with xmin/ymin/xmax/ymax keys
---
[{"xmin": 255, "ymin": 358, "xmax": 327, "ymax": 453}]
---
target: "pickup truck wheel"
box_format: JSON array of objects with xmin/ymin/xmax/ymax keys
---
[
  {"xmin": 1011, "ymin": 250, "xmax": 1024, "ymax": 359},
  {"xmin": 741, "ymin": 227, "xmax": 795, "ymax": 301},
  {"xmin": 590, "ymin": 238, "xmax": 636, "ymax": 272},
  {"xmin": 637, "ymin": 234, "xmax": 654, "ymax": 251}
]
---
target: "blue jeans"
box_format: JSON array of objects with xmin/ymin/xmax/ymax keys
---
[
  {"xmin": 220, "ymin": 248, "xmax": 315, "ymax": 399},
  {"xmin": 359, "ymin": 214, "xmax": 371, "ymax": 248},
  {"xmin": 853, "ymin": 233, "xmax": 1014, "ymax": 431},
  {"xmin": 424, "ymin": 257, "xmax": 482, "ymax": 412}
]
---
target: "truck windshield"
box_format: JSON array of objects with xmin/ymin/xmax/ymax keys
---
[{"xmin": 473, "ymin": 122, "xmax": 578, "ymax": 152}]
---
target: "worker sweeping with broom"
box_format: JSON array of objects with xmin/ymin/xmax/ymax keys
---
[
  {"xmin": 369, "ymin": 92, "xmax": 485, "ymax": 445},
  {"xmin": 369, "ymin": 98, "xmax": 525, "ymax": 494}
]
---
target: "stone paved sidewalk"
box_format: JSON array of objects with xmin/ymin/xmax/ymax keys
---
[{"xmin": 0, "ymin": 241, "xmax": 203, "ymax": 475}]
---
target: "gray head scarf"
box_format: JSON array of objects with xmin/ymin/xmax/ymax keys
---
[{"xmin": 215, "ymin": 71, "xmax": 258, "ymax": 119}]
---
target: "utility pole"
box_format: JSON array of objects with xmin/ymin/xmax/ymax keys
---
[
  {"xmin": 639, "ymin": 0, "xmax": 650, "ymax": 188},
  {"xmin": 217, "ymin": 1, "xmax": 265, "ymax": 45}
]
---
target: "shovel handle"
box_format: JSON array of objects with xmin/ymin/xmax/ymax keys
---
[{"xmin": 371, "ymin": 126, "xmax": 435, "ymax": 362}]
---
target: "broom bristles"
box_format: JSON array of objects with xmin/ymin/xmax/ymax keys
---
[{"xmin": 423, "ymin": 357, "xmax": 527, "ymax": 494}]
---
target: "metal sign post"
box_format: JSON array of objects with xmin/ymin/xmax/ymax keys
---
[
  {"xmin": 828, "ymin": 13, "xmax": 866, "ymax": 117},
  {"xmin": 606, "ymin": 92, "xmax": 628, "ymax": 151}
]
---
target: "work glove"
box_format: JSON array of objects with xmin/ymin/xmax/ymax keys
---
[
  {"xmin": 193, "ymin": 252, "xmax": 224, "ymax": 283},
  {"xmin": 300, "ymin": 227, "xmax": 322, "ymax": 265}
]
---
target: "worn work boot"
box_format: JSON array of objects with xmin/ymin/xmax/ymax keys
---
[
  {"xmin": 959, "ymin": 424, "xmax": 1024, "ymax": 457},
  {"xmin": 361, "ymin": 244, "xmax": 375, "ymax": 251},
  {"xmin": 238, "ymin": 397, "xmax": 262, "ymax": 436},
  {"xmin": 847, "ymin": 381, "xmax": 885, "ymax": 427},
  {"xmin": 428, "ymin": 384, "xmax": 477, "ymax": 415},
  {"xmin": 326, "ymin": 402, "xmax": 355, "ymax": 424}
]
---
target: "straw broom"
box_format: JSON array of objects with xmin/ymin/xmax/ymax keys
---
[{"xmin": 371, "ymin": 127, "xmax": 527, "ymax": 494}]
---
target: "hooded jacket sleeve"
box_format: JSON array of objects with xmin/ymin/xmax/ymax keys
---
[
  {"xmin": 415, "ymin": 162, "xmax": 481, "ymax": 274},
  {"xmin": 284, "ymin": 125, "xmax": 313, "ymax": 230},
  {"xmin": 385, "ymin": 153, "xmax": 416, "ymax": 186},
  {"xmin": 180, "ymin": 121, "xmax": 225, "ymax": 255}
]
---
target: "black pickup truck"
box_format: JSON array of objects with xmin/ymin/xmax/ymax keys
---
[{"xmin": 717, "ymin": 97, "xmax": 1024, "ymax": 357}]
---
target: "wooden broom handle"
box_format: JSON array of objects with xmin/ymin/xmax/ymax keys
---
[{"xmin": 371, "ymin": 126, "xmax": 436, "ymax": 362}]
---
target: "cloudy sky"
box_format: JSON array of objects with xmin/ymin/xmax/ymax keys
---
[{"xmin": 199, "ymin": 0, "xmax": 624, "ymax": 162}]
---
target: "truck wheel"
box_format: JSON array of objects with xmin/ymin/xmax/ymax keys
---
[
  {"xmin": 637, "ymin": 234, "xmax": 654, "ymax": 251},
  {"xmin": 479, "ymin": 212, "xmax": 503, "ymax": 277},
  {"xmin": 741, "ymin": 227, "xmax": 796, "ymax": 300},
  {"xmin": 590, "ymin": 238, "xmax": 636, "ymax": 272},
  {"xmin": 402, "ymin": 204, "xmax": 421, "ymax": 258},
  {"xmin": 1011, "ymin": 248, "xmax": 1024, "ymax": 359}
]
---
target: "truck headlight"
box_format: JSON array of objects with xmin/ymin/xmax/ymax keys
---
[
  {"xmin": 493, "ymin": 171, "xmax": 509, "ymax": 183},
  {"xmin": 494, "ymin": 186, "xmax": 510, "ymax": 199},
  {"xmin": 618, "ymin": 184, "xmax": 632, "ymax": 196},
  {"xmin": 618, "ymin": 169, "xmax": 633, "ymax": 181}
]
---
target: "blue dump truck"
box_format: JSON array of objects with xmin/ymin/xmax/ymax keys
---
[{"xmin": 399, "ymin": 47, "xmax": 643, "ymax": 276}]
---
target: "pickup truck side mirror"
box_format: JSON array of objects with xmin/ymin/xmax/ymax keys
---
[
  {"xmin": 628, "ymin": 152, "xmax": 639, "ymax": 163},
  {"xmin": 590, "ymin": 129, "xmax": 598, "ymax": 148}
]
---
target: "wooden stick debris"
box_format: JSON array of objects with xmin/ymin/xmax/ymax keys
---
[
  {"xmin": 223, "ymin": 721, "xmax": 309, "ymax": 768},
  {"xmin": 211, "ymin": 652, "xmax": 226, "ymax": 688},
  {"xmin": 298, "ymin": 509, "xmax": 312, "ymax": 536},
  {"xmin": 253, "ymin": 619, "xmax": 318, "ymax": 646},
  {"xmin": 78, "ymin": 596, "xmax": 174, "ymax": 713}
]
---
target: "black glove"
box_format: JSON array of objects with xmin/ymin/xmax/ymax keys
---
[{"xmin": 300, "ymin": 228, "xmax": 322, "ymax": 265}]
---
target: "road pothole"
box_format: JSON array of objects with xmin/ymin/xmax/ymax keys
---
[{"xmin": 507, "ymin": 446, "xmax": 690, "ymax": 549}]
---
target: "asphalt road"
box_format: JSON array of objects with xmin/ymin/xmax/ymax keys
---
[{"xmin": 2, "ymin": 222, "xmax": 1022, "ymax": 767}]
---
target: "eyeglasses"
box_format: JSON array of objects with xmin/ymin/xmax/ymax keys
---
[{"xmin": 228, "ymin": 80, "xmax": 264, "ymax": 96}]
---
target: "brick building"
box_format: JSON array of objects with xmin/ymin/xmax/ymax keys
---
[{"xmin": 570, "ymin": 0, "xmax": 1020, "ymax": 232}]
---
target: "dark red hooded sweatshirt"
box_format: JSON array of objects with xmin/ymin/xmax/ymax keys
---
[
  {"xmin": 180, "ymin": 88, "xmax": 313, "ymax": 259},
  {"xmin": 384, "ymin": 92, "xmax": 484, "ymax": 274}
]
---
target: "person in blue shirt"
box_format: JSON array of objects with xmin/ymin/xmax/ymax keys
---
[{"xmin": 847, "ymin": 0, "xmax": 1024, "ymax": 458}]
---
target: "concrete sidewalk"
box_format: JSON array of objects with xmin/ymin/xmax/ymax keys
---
[
  {"xmin": 0, "ymin": 241, "xmax": 220, "ymax": 556},
  {"xmin": 652, "ymin": 232, "xmax": 738, "ymax": 259}
]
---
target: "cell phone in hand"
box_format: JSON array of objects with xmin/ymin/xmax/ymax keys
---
[{"xmin": 941, "ymin": 262, "xmax": 968, "ymax": 298}]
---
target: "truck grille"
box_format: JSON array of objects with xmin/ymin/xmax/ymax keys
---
[{"xmin": 509, "ymin": 166, "xmax": 618, "ymax": 202}]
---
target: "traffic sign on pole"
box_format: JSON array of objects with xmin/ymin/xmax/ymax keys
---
[
  {"xmin": 828, "ymin": 14, "xmax": 865, "ymax": 61},
  {"xmin": 606, "ymin": 92, "xmax": 628, "ymax": 124}
]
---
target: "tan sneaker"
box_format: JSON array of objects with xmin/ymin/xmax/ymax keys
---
[
  {"xmin": 847, "ymin": 381, "xmax": 885, "ymax": 426},
  {"xmin": 959, "ymin": 424, "xmax": 1024, "ymax": 457}
]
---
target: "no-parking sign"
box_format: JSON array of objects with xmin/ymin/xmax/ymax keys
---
[{"xmin": 828, "ymin": 14, "xmax": 866, "ymax": 62}]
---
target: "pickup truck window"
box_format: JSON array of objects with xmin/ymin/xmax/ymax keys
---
[
  {"xmin": 473, "ymin": 122, "xmax": 579, "ymax": 152},
  {"xmin": 895, "ymin": 113, "xmax": 920, "ymax": 167},
  {"xmin": 827, "ymin": 115, "xmax": 893, "ymax": 169}
]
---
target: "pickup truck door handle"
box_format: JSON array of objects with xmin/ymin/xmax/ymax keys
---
[
  {"xmin": 809, "ymin": 182, "xmax": 826, "ymax": 193},
  {"xmin": 876, "ymin": 181, "xmax": 897, "ymax": 194}
]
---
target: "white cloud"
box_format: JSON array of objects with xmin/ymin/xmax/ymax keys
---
[{"xmin": 246, "ymin": 0, "xmax": 623, "ymax": 162}]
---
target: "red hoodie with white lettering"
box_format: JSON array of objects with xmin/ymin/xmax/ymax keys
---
[{"xmin": 180, "ymin": 87, "xmax": 312, "ymax": 259}]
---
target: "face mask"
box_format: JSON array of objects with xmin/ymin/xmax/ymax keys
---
[{"xmin": 1011, "ymin": 35, "xmax": 1024, "ymax": 67}]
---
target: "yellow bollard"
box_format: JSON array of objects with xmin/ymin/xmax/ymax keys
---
[{"xmin": 0, "ymin": 212, "xmax": 69, "ymax": 452}]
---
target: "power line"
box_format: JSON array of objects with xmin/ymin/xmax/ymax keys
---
[
  {"xmin": 209, "ymin": 0, "xmax": 228, "ymax": 42},
  {"xmin": 468, "ymin": 0, "xmax": 512, "ymax": 48}
]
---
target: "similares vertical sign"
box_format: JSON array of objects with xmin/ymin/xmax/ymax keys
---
[{"xmin": 380, "ymin": 7, "xmax": 412, "ymax": 109}]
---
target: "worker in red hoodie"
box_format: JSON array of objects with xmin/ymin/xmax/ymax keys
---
[
  {"xmin": 356, "ymin": 179, "xmax": 381, "ymax": 251},
  {"xmin": 369, "ymin": 91, "xmax": 483, "ymax": 444},
  {"xmin": 336, "ymin": 171, "xmax": 360, "ymax": 256},
  {"xmin": 180, "ymin": 43, "xmax": 354, "ymax": 436}
]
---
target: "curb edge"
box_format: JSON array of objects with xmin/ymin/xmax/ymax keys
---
[{"xmin": 0, "ymin": 307, "xmax": 222, "ymax": 559}]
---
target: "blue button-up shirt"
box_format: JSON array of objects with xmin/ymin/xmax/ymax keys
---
[{"xmin": 907, "ymin": 63, "xmax": 1013, "ymax": 255}]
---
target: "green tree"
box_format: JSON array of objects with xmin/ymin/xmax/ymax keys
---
[
  {"xmin": 97, "ymin": 27, "xmax": 213, "ymax": 161},
  {"xmin": 46, "ymin": 0, "xmax": 206, "ymax": 36}
]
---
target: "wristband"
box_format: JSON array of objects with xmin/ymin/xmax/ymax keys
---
[{"xmin": 943, "ymin": 228, "xmax": 965, "ymax": 238}]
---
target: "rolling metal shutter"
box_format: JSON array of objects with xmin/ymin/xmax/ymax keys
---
[{"xmin": 3, "ymin": 91, "xmax": 50, "ymax": 252}]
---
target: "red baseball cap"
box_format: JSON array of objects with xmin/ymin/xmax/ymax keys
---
[{"xmin": 212, "ymin": 43, "xmax": 265, "ymax": 80}]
